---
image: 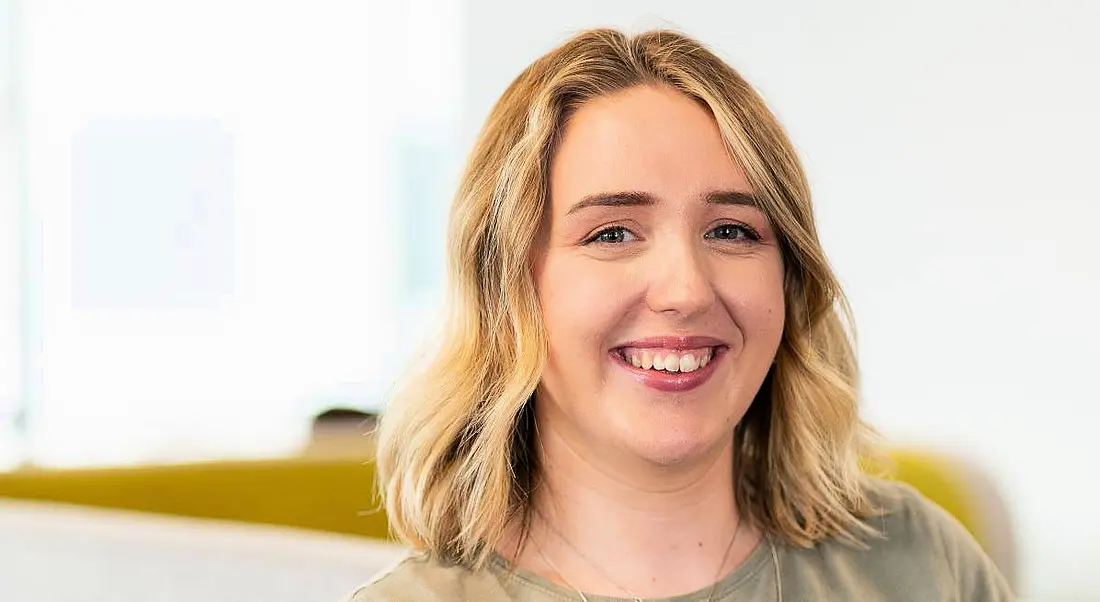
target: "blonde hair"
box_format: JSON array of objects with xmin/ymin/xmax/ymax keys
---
[{"xmin": 375, "ymin": 28, "xmax": 883, "ymax": 567}]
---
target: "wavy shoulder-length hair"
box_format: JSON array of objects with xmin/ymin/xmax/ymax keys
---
[{"xmin": 375, "ymin": 28, "xmax": 883, "ymax": 567}]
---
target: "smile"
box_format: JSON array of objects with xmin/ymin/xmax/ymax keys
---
[
  {"xmin": 618, "ymin": 347, "xmax": 713, "ymax": 373},
  {"xmin": 610, "ymin": 336, "xmax": 728, "ymax": 392}
]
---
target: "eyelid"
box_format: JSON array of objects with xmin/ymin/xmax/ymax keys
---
[
  {"xmin": 582, "ymin": 223, "xmax": 641, "ymax": 245},
  {"xmin": 580, "ymin": 221, "xmax": 763, "ymax": 245},
  {"xmin": 706, "ymin": 221, "xmax": 762, "ymax": 241}
]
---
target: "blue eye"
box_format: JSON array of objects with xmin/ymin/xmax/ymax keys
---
[
  {"xmin": 705, "ymin": 223, "xmax": 759, "ymax": 241},
  {"xmin": 586, "ymin": 226, "xmax": 637, "ymax": 244}
]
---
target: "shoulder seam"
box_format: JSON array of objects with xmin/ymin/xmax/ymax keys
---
[
  {"xmin": 369, "ymin": 549, "xmax": 419, "ymax": 586},
  {"xmin": 343, "ymin": 550, "xmax": 419, "ymax": 602}
]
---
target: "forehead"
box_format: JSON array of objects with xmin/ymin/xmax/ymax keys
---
[{"xmin": 549, "ymin": 85, "xmax": 752, "ymax": 213}]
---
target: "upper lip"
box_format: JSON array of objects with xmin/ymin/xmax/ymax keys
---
[{"xmin": 613, "ymin": 335, "xmax": 727, "ymax": 350}]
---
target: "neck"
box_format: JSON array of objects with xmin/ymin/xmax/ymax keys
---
[{"xmin": 504, "ymin": 417, "xmax": 762, "ymax": 599}]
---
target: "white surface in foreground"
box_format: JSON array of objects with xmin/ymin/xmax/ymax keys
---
[{"xmin": 0, "ymin": 498, "xmax": 406, "ymax": 602}]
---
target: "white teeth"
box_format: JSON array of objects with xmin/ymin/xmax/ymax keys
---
[{"xmin": 624, "ymin": 347, "xmax": 715, "ymax": 374}]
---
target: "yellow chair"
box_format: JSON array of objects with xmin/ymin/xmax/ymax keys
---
[
  {"xmin": 0, "ymin": 447, "xmax": 1015, "ymax": 589},
  {"xmin": 0, "ymin": 455, "xmax": 389, "ymax": 539}
]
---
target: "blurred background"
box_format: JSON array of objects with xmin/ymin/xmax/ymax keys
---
[{"xmin": 0, "ymin": 0, "xmax": 1096, "ymax": 600}]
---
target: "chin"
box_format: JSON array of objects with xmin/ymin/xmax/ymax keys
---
[
  {"xmin": 601, "ymin": 394, "xmax": 735, "ymax": 466},
  {"xmin": 628, "ymin": 423, "xmax": 728, "ymax": 467}
]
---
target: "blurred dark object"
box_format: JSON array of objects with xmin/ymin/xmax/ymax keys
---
[{"xmin": 307, "ymin": 407, "xmax": 377, "ymax": 457}]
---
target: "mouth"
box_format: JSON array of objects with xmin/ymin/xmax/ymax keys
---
[{"xmin": 610, "ymin": 336, "xmax": 728, "ymax": 393}]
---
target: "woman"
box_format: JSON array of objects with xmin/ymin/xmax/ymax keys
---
[{"xmin": 350, "ymin": 29, "xmax": 1013, "ymax": 601}]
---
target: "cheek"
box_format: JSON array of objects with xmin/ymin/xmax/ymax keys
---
[
  {"xmin": 716, "ymin": 260, "xmax": 787, "ymax": 339},
  {"xmin": 536, "ymin": 254, "xmax": 634, "ymax": 359}
]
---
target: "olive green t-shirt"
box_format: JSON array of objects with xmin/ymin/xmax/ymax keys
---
[{"xmin": 347, "ymin": 482, "xmax": 1013, "ymax": 601}]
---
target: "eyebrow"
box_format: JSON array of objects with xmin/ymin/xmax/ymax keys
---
[
  {"xmin": 704, "ymin": 190, "xmax": 758, "ymax": 207},
  {"xmin": 566, "ymin": 189, "xmax": 758, "ymax": 215}
]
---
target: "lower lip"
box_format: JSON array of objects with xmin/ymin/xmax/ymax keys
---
[{"xmin": 610, "ymin": 347, "xmax": 725, "ymax": 393}]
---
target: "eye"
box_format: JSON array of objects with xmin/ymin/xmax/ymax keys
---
[
  {"xmin": 705, "ymin": 223, "xmax": 760, "ymax": 242},
  {"xmin": 585, "ymin": 226, "xmax": 638, "ymax": 245}
]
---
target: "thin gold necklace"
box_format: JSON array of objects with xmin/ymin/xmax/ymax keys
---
[{"xmin": 535, "ymin": 511, "xmax": 742, "ymax": 602}]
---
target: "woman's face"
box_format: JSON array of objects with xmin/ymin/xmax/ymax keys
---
[{"xmin": 534, "ymin": 85, "xmax": 786, "ymax": 466}]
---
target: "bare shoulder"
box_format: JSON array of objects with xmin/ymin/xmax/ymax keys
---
[{"xmin": 343, "ymin": 551, "xmax": 512, "ymax": 602}]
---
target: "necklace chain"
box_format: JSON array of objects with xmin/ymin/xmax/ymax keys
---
[{"xmin": 535, "ymin": 511, "xmax": 742, "ymax": 602}]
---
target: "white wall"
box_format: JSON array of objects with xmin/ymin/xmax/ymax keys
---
[
  {"xmin": 18, "ymin": 0, "xmax": 461, "ymax": 466},
  {"xmin": 0, "ymin": 0, "xmax": 25, "ymax": 467},
  {"xmin": 461, "ymin": 1, "xmax": 1100, "ymax": 598}
]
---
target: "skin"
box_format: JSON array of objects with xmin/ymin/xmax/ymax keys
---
[{"xmin": 500, "ymin": 84, "xmax": 788, "ymax": 598}]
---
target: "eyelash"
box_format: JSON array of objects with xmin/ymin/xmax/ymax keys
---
[
  {"xmin": 704, "ymin": 223, "xmax": 762, "ymax": 242},
  {"xmin": 584, "ymin": 226, "xmax": 637, "ymax": 245},
  {"xmin": 582, "ymin": 223, "xmax": 762, "ymax": 245}
]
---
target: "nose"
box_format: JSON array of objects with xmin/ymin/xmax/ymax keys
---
[{"xmin": 644, "ymin": 238, "xmax": 716, "ymax": 319}]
